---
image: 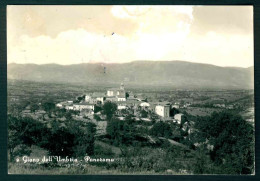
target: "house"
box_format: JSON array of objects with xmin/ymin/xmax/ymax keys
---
[
  {"xmin": 91, "ymin": 92, "xmax": 106, "ymax": 104},
  {"xmin": 226, "ymin": 105, "xmax": 234, "ymax": 109},
  {"xmin": 172, "ymin": 104, "xmax": 179, "ymax": 109},
  {"xmin": 73, "ymin": 102, "xmax": 95, "ymax": 111},
  {"xmin": 56, "ymin": 103, "xmax": 63, "ymax": 108},
  {"xmin": 56, "ymin": 101, "xmax": 67, "ymax": 108},
  {"xmin": 85, "ymin": 92, "xmax": 106, "ymax": 104},
  {"xmin": 153, "ymin": 102, "xmax": 171, "ymax": 118},
  {"xmin": 56, "ymin": 101, "xmax": 73, "ymax": 110},
  {"xmin": 213, "ymin": 103, "xmax": 225, "ymax": 108},
  {"xmin": 140, "ymin": 102, "xmax": 150, "ymax": 108},
  {"xmin": 35, "ymin": 110, "xmax": 46, "ymax": 115},
  {"xmin": 85, "ymin": 95, "xmax": 92, "ymax": 102},
  {"xmin": 96, "ymin": 97, "xmax": 106, "ymax": 104},
  {"xmin": 174, "ymin": 113, "xmax": 184, "ymax": 124},
  {"xmin": 65, "ymin": 105, "xmax": 74, "ymax": 110},
  {"xmin": 125, "ymin": 100, "xmax": 140, "ymax": 109},
  {"xmin": 106, "ymin": 96, "xmax": 118, "ymax": 102},
  {"xmin": 117, "ymin": 101, "xmax": 127, "ymax": 110},
  {"xmin": 117, "ymin": 95, "xmax": 126, "ymax": 101},
  {"xmin": 22, "ymin": 110, "xmax": 31, "ymax": 115}
]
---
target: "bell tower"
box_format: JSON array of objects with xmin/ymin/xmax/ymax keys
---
[{"xmin": 120, "ymin": 83, "xmax": 124, "ymax": 90}]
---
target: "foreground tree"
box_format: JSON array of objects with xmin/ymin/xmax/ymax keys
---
[
  {"xmin": 106, "ymin": 118, "xmax": 134, "ymax": 146},
  {"xmin": 45, "ymin": 120, "xmax": 96, "ymax": 157},
  {"xmin": 8, "ymin": 115, "xmax": 49, "ymax": 161},
  {"xmin": 150, "ymin": 121, "xmax": 172, "ymax": 139},
  {"xmin": 102, "ymin": 101, "xmax": 117, "ymax": 121},
  {"xmin": 194, "ymin": 111, "xmax": 254, "ymax": 174}
]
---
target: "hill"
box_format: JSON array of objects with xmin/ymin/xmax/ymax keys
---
[{"xmin": 7, "ymin": 61, "xmax": 254, "ymax": 89}]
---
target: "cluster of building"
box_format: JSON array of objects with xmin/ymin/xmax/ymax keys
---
[{"xmin": 55, "ymin": 83, "xmax": 184, "ymax": 119}]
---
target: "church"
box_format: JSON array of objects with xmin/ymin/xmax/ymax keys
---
[{"xmin": 106, "ymin": 83, "xmax": 126, "ymax": 102}]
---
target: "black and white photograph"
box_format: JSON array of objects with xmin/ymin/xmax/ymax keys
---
[{"xmin": 7, "ymin": 5, "xmax": 254, "ymax": 175}]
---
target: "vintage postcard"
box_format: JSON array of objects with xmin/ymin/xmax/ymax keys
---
[{"xmin": 7, "ymin": 5, "xmax": 254, "ymax": 175}]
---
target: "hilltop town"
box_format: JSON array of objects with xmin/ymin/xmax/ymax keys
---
[{"xmin": 55, "ymin": 83, "xmax": 179, "ymax": 121}]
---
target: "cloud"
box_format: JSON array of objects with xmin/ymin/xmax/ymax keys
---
[
  {"xmin": 7, "ymin": 5, "xmax": 140, "ymax": 44},
  {"xmin": 8, "ymin": 29, "xmax": 132, "ymax": 64},
  {"xmin": 111, "ymin": 6, "xmax": 193, "ymax": 34},
  {"xmin": 177, "ymin": 32, "xmax": 253, "ymax": 67},
  {"xmin": 190, "ymin": 6, "xmax": 253, "ymax": 35},
  {"xmin": 7, "ymin": 5, "xmax": 253, "ymax": 67},
  {"xmin": 8, "ymin": 26, "xmax": 191, "ymax": 64}
]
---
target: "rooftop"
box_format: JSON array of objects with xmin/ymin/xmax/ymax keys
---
[
  {"xmin": 117, "ymin": 95, "xmax": 126, "ymax": 98},
  {"xmin": 92, "ymin": 92, "xmax": 106, "ymax": 97},
  {"xmin": 150, "ymin": 102, "xmax": 171, "ymax": 106},
  {"xmin": 74, "ymin": 102, "xmax": 95, "ymax": 106},
  {"xmin": 107, "ymin": 88, "xmax": 121, "ymax": 91}
]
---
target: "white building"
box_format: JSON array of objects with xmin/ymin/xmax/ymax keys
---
[
  {"xmin": 56, "ymin": 102, "xmax": 64, "ymax": 108},
  {"xmin": 117, "ymin": 95, "xmax": 126, "ymax": 102},
  {"xmin": 155, "ymin": 104, "xmax": 170, "ymax": 118},
  {"xmin": 96, "ymin": 97, "xmax": 106, "ymax": 104},
  {"xmin": 73, "ymin": 103, "xmax": 95, "ymax": 111},
  {"xmin": 174, "ymin": 113, "xmax": 184, "ymax": 124},
  {"xmin": 107, "ymin": 83, "xmax": 126, "ymax": 99},
  {"xmin": 85, "ymin": 95, "xmax": 91, "ymax": 102},
  {"xmin": 140, "ymin": 102, "xmax": 150, "ymax": 108},
  {"xmin": 117, "ymin": 101, "xmax": 127, "ymax": 110},
  {"xmin": 65, "ymin": 105, "xmax": 74, "ymax": 110},
  {"xmin": 172, "ymin": 104, "xmax": 179, "ymax": 109}
]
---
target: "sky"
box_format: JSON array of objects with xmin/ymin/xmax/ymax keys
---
[{"xmin": 7, "ymin": 5, "xmax": 253, "ymax": 67}]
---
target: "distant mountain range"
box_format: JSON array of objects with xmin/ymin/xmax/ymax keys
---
[{"xmin": 7, "ymin": 61, "xmax": 254, "ymax": 89}]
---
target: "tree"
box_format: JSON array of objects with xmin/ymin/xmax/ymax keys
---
[
  {"xmin": 170, "ymin": 107, "xmax": 180, "ymax": 117},
  {"xmin": 77, "ymin": 96, "xmax": 84, "ymax": 102},
  {"xmin": 193, "ymin": 145, "xmax": 213, "ymax": 174},
  {"xmin": 65, "ymin": 112, "xmax": 72, "ymax": 120},
  {"xmin": 106, "ymin": 118, "xmax": 134, "ymax": 146},
  {"xmin": 125, "ymin": 114, "xmax": 135, "ymax": 125},
  {"xmin": 8, "ymin": 115, "xmax": 49, "ymax": 161},
  {"xmin": 126, "ymin": 92, "xmax": 130, "ymax": 99},
  {"xmin": 150, "ymin": 121, "xmax": 172, "ymax": 139},
  {"xmin": 45, "ymin": 128, "xmax": 75, "ymax": 156},
  {"xmin": 8, "ymin": 116, "xmax": 23, "ymax": 161},
  {"xmin": 140, "ymin": 110, "xmax": 148, "ymax": 118},
  {"xmin": 94, "ymin": 114, "xmax": 102, "ymax": 121},
  {"xmin": 73, "ymin": 122, "xmax": 96, "ymax": 157},
  {"xmin": 56, "ymin": 108, "xmax": 66, "ymax": 118},
  {"xmin": 94, "ymin": 105, "xmax": 102, "ymax": 113},
  {"xmin": 194, "ymin": 111, "xmax": 254, "ymax": 174},
  {"xmin": 45, "ymin": 120, "xmax": 96, "ymax": 157},
  {"xmin": 102, "ymin": 101, "xmax": 117, "ymax": 121},
  {"xmin": 30, "ymin": 104, "xmax": 39, "ymax": 113},
  {"xmin": 42, "ymin": 102, "xmax": 55, "ymax": 112}
]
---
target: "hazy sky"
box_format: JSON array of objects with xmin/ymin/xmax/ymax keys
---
[{"xmin": 7, "ymin": 5, "xmax": 253, "ymax": 67}]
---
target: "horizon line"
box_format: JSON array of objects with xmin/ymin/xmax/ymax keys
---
[{"xmin": 7, "ymin": 60, "xmax": 254, "ymax": 69}]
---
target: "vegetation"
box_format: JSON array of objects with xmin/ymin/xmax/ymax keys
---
[
  {"xmin": 102, "ymin": 101, "xmax": 117, "ymax": 121},
  {"xmin": 150, "ymin": 121, "xmax": 172, "ymax": 139},
  {"xmin": 170, "ymin": 107, "xmax": 180, "ymax": 117},
  {"xmin": 42, "ymin": 102, "xmax": 55, "ymax": 112},
  {"xmin": 193, "ymin": 111, "xmax": 254, "ymax": 174},
  {"xmin": 8, "ymin": 114, "xmax": 96, "ymax": 160},
  {"xmin": 106, "ymin": 118, "xmax": 134, "ymax": 146}
]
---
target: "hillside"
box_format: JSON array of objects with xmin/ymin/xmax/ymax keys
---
[{"xmin": 7, "ymin": 61, "xmax": 254, "ymax": 89}]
